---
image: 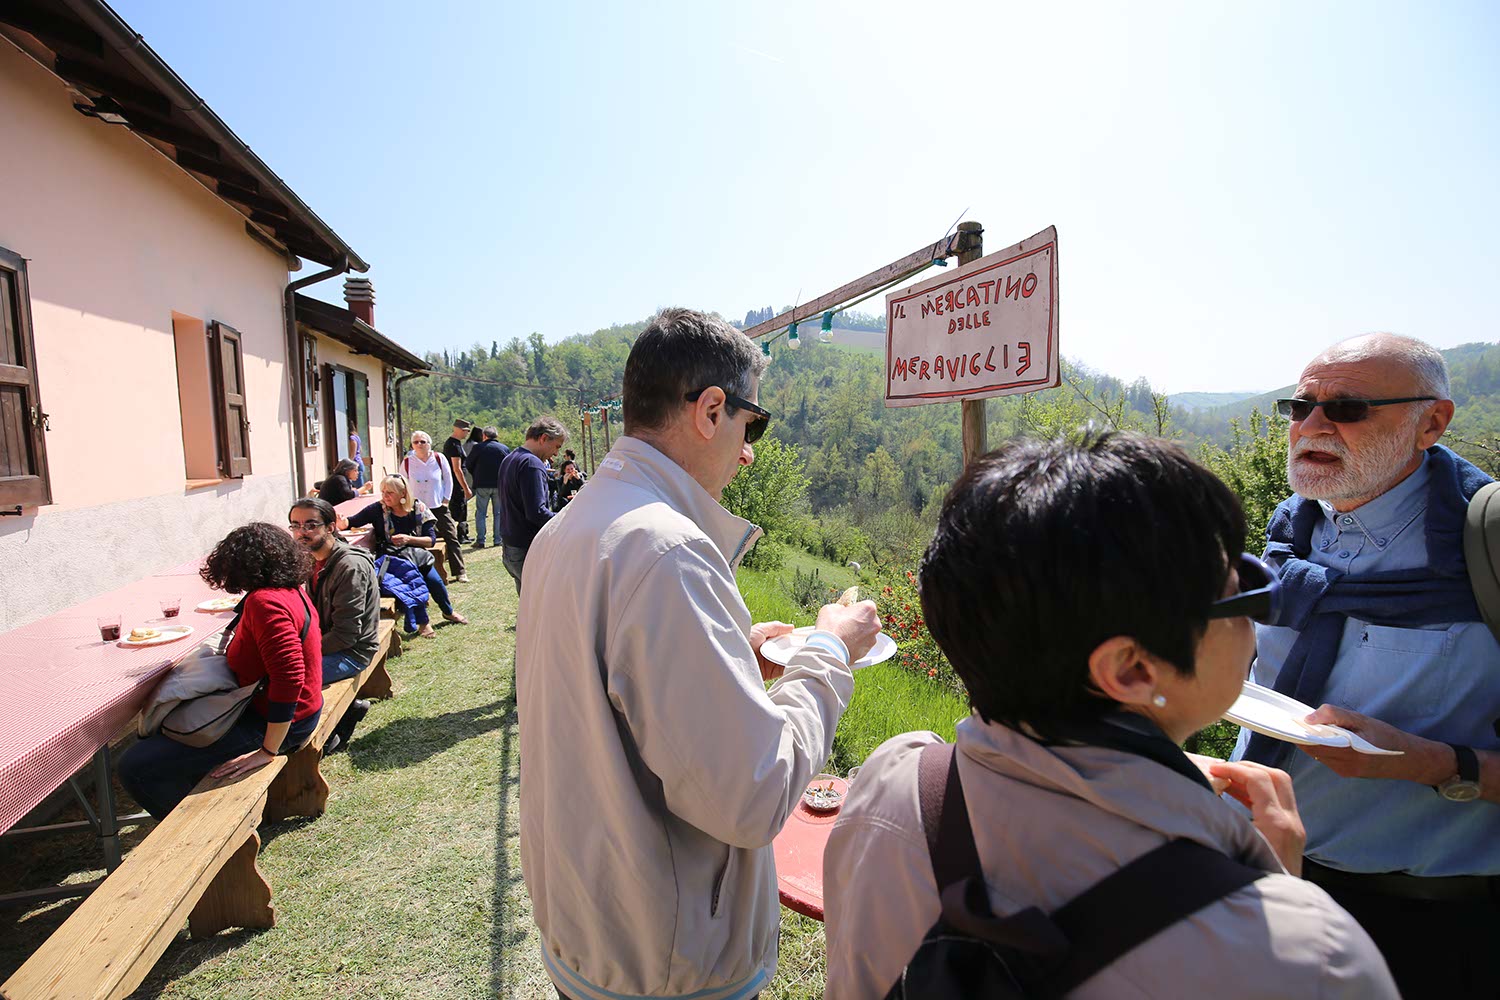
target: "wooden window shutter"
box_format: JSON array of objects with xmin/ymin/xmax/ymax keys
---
[
  {"xmin": 209, "ymin": 321, "xmax": 252, "ymax": 477},
  {"xmin": 0, "ymin": 246, "xmax": 52, "ymax": 508},
  {"xmin": 302, "ymin": 334, "xmax": 321, "ymax": 447},
  {"xmin": 384, "ymin": 367, "xmax": 396, "ymax": 445}
]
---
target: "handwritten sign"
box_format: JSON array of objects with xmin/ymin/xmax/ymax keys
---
[{"xmin": 884, "ymin": 226, "xmax": 1059, "ymax": 407}]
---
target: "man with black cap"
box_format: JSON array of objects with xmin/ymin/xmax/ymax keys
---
[{"xmin": 443, "ymin": 419, "xmax": 475, "ymax": 542}]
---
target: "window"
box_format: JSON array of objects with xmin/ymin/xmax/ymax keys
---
[
  {"xmin": 301, "ymin": 334, "xmax": 321, "ymax": 447},
  {"xmin": 209, "ymin": 322, "xmax": 252, "ymax": 478},
  {"xmin": 0, "ymin": 246, "xmax": 51, "ymax": 508}
]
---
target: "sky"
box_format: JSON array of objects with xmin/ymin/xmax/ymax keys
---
[{"xmin": 112, "ymin": 0, "xmax": 1499, "ymax": 393}]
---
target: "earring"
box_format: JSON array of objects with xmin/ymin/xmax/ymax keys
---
[{"xmin": 1151, "ymin": 693, "xmax": 1167, "ymax": 708}]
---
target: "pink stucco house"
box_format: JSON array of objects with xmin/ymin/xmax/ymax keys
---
[{"xmin": 0, "ymin": 1, "xmax": 428, "ymax": 632}]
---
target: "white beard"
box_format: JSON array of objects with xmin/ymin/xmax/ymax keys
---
[{"xmin": 1286, "ymin": 419, "xmax": 1422, "ymax": 503}]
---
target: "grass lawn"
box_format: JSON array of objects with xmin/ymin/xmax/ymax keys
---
[{"xmin": 1, "ymin": 546, "xmax": 965, "ymax": 999}]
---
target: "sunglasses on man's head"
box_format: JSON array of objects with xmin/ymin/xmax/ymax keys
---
[
  {"xmin": 1207, "ymin": 553, "xmax": 1280, "ymax": 624},
  {"xmin": 1274, "ymin": 396, "xmax": 1436, "ymax": 423},
  {"xmin": 684, "ymin": 388, "xmax": 771, "ymax": 444}
]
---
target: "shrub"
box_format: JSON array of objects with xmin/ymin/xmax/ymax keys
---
[{"xmin": 872, "ymin": 566, "xmax": 964, "ymax": 699}]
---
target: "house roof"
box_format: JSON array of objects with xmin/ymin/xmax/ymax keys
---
[
  {"xmin": 295, "ymin": 294, "xmax": 429, "ymax": 372},
  {"xmin": 0, "ymin": 0, "xmax": 368, "ymax": 271}
]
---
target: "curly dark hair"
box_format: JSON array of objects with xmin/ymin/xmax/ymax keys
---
[{"xmin": 201, "ymin": 522, "xmax": 312, "ymax": 593}]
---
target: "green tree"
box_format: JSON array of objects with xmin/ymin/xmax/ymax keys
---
[
  {"xmin": 1198, "ymin": 409, "xmax": 1291, "ymax": 547},
  {"xmin": 720, "ymin": 435, "xmax": 811, "ymax": 568}
]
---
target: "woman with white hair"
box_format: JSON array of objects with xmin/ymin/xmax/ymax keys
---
[
  {"xmin": 339, "ymin": 474, "xmax": 468, "ymax": 637},
  {"xmin": 402, "ymin": 431, "xmax": 468, "ymax": 583}
]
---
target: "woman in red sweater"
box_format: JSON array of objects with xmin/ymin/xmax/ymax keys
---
[{"xmin": 119, "ymin": 523, "xmax": 323, "ymax": 818}]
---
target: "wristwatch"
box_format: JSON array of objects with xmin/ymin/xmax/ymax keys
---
[{"xmin": 1436, "ymin": 744, "xmax": 1482, "ymax": 802}]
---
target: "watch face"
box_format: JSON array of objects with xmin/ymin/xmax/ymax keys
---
[{"xmin": 1441, "ymin": 780, "xmax": 1482, "ymax": 803}]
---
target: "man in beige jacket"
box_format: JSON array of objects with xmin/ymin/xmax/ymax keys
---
[{"xmin": 516, "ymin": 308, "xmax": 880, "ymax": 1000}]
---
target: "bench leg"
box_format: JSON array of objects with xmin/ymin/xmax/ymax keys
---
[
  {"xmin": 358, "ymin": 659, "xmax": 394, "ymax": 700},
  {"xmin": 188, "ymin": 831, "xmax": 275, "ymax": 939},
  {"xmin": 264, "ymin": 743, "xmax": 329, "ymax": 822}
]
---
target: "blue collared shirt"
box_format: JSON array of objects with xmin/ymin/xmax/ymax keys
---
[{"xmin": 1232, "ymin": 454, "xmax": 1500, "ymax": 875}]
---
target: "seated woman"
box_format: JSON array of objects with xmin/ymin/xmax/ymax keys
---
[
  {"xmin": 823, "ymin": 433, "xmax": 1396, "ymax": 999},
  {"xmin": 556, "ymin": 459, "xmax": 585, "ymax": 508},
  {"xmin": 339, "ymin": 474, "xmax": 468, "ymax": 638},
  {"xmin": 315, "ymin": 459, "xmax": 372, "ymax": 506},
  {"xmin": 119, "ymin": 523, "xmax": 323, "ymax": 819}
]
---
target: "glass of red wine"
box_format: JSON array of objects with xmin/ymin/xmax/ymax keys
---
[
  {"xmin": 160, "ymin": 598, "xmax": 181, "ymax": 619},
  {"xmin": 97, "ymin": 614, "xmax": 121, "ymax": 641}
]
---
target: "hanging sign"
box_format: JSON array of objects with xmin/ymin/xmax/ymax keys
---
[{"xmin": 884, "ymin": 226, "xmax": 1059, "ymax": 407}]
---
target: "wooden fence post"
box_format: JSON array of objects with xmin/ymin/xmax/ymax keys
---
[{"xmin": 956, "ymin": 221, "xmax": 987, "ymax": 467}]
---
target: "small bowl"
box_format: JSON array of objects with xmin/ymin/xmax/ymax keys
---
[{"xmin": 802, "ymin": 772, "xmax": 845, "ymax": 813}]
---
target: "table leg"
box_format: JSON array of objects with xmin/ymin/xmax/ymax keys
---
[{"xmin": 92, "ymin": 745, "xmax": 122, "ymax": 871}]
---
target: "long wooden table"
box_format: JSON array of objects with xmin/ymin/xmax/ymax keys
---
[{"xmin": 0, "ymin": 557, "xmax": 237, "ymax": 901}]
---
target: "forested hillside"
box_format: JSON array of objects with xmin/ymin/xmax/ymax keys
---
[{"xmin": 400, "ymin": 321, "xmax": 1500, "ymax": 562}]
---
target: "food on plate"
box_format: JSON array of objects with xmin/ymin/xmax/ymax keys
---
[
  {"xmin": 201, "ymin": 597, "xmax": 240, "ymax": 611},
  {"xmin": 128, "ymin": 627, "xmax": 161, "ymax": 642}
]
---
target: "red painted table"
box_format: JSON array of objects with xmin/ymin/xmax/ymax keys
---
[
  {"xmin": 773, "ymin": 775, "xmax": 850, "ymax": 921},
  {"xmin": 0, "ymin": 557, "xmax": 237, "ymax": 903}
]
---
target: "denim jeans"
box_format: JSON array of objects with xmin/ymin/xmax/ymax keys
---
[
  {"xmin": 502, "ymin": 544, "xmax": 527, "ymax": 596},
  {"xmin": 322, "ymin": 649, "xmax": 367, "ymax": 685},
  {"xmin": 119, "ymin": 709, "xmax": 320, "ymax": 819},
  {"xmin": 400, "ymin": 564, "xmax": 454, "ymax": 631},
  {"xmin": 473, "ymin": 487, "xmax": 500, "ymax": 545}
]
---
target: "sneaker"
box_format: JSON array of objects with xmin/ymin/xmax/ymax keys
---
[{"xmin": 455, "ymin": 574, "xmax": 471, "ymax": 583}]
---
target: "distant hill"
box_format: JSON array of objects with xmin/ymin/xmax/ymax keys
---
[{"xmin": 1167, "ymin": 391, "xmax": 1260, "ymax": 412}]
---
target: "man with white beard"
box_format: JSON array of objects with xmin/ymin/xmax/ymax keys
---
[{"xmin": 1233, "ymin": 333, "xmax": 1500, "ymax": 998}]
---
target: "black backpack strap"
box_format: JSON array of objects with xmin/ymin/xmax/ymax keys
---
[
  {"xmin": 917, "ymin": 741, "xmax": 981, "ymax": 892},
  {"xmin": 1039, "ymin": 838, "xmax": 1267, "ymax": 996}
]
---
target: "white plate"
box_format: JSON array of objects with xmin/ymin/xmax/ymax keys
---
[
  {"xmin": 1224, "ymin": 682, "xmax": 1402, "ymax": 755},
  {"xmin": 761, "ymin": 627, "xmax": 897, "ymax": 670},
  {"xmin": 118, "ymin": 625, "xmax": 195, "ymax": 648},
  {"xmin": 195, "ymin": 596, "xmax": 242, "ymax": 613}
]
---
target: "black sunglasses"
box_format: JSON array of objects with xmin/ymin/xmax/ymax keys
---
[
  {"xmin": 1207, "ymin": 553, "xmax": 1281, "ymax": 625},
  {"xmin": 684, "ymin": 388, "xmax": 771, "ymax": 444},
  {"xmin": 1274, "ymin": 396, "xmax": 1436, "ymax": 423}
]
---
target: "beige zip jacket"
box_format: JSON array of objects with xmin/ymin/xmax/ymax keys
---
[
  {"xmin": 824, "ymin": 719, "xmax": 1398, "ymax": 1000},
  {"xmin": 517, "ymin": 436, "xmax": 854, "ymax": 1000}
]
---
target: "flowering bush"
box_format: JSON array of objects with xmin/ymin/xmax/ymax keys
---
[{"xmin": 873, "ymin": 567, "xmax": 964, "ymax": 698}]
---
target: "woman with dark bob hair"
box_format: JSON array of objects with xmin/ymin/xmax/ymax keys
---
[
  {"xmin": 823, "ymin": 433, "xmax": 1396, "ymax": 999},
  {"xmin": 316, "ymin": 458, "xmax": 372, "ymax": 506},
  {"xmin": 118, "ymin": 523, "xmax": 323, "ymax": 818}
]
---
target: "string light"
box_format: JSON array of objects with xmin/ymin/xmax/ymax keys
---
[
  {"xmin": 820, "ymin": 311, "xmax": 834, "ymax": 343},
  {"xmin": 785, "ymin": 321, "xmax": 800, "ymax": 351}
]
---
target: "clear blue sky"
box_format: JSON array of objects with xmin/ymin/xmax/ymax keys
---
[{"xmin": 115, "ymin": 0, "xmax": 1498, "ymax": 393}]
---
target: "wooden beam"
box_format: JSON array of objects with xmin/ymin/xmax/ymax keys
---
[
  {"xmin": 0, "ymin": 3, "xmax": 104, "ymax": 58},
  {"xmin": 217, "ymin": 183, "xmax": 292, "ymax": 217},
  {"xmin": 174, "ymin": 149, "xmax": 260, "ymax": 191},
  {"xmin": 54, "ymin": 56, "xmax": 171, "ymax": 116},
  {"xmin": 955, "ymin": 221, "xmax": 988, "ymax": 466},
  {"xmin": 741, "ymin": 234, "xmax": 958, "ymax": 341},
  {"xmin": 118, "ymin": 108, "xmax": 220, "ymax": 158}
]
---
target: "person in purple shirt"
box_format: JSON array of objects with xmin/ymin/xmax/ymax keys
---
[{"xmin": 498, "ymin": 416, "xmax": 568, "ymax": 595}]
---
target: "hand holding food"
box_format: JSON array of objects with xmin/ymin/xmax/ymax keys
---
[{"xmin": 816, "ymin": 600, "xmax": 881, "ymax": 663}]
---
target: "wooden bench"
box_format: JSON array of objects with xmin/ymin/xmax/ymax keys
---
[{"xmin": 2, "ymin": 620, "xmax": 400, "ymax": 1000}]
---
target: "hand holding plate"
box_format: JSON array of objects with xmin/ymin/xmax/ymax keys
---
[
  {"xmin": 750, "ymin": 621, "xmax": 795, "ymax": 682},
  {"xmin": 1301, "ymin": 705, "xmax": 1450, "ymax": 783}
]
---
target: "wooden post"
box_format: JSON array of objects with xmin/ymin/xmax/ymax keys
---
[
  {"xmin": 600, "ymin": 406, "xmax": 611, "ymax": 455},
  {"xmin": 955, "ymin": 221, "xmax": 987, "ymax": 467}
]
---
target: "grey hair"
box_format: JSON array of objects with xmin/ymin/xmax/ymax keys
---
[
  {"xmin": 526, "ymin": 416, "xmax": 569, "ymax": 442},
  {"xmin": 622, "ymin": 307, "xmax": 770, "ymax": 434},
  {"xmin": 410, "ymin": 430, "xmax": 432, "ymax": 445},
  {"xmin": 482, "ymin": 426, "xmax": 499, "ymax": 440},
  {"xmin": 1320, "ymin": 333, "xmax": 1451, "ymax": 399}
]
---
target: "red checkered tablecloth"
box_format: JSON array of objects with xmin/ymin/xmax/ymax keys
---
[{"xmin": 0, "ymin": 557, "xmax": 235, "ymax": 834}]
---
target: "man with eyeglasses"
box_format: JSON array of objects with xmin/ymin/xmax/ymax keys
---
[
  {"xmin": 1233, "ymin": 333, "xmax": 1499, "ymax": 996},
  {"xmin": 288, "ymin": 497, "xmax": 380, "ymax": 751},
  {"xmin": 515, "ymin": 308, "xmax": 880, "ymax": 1000}
]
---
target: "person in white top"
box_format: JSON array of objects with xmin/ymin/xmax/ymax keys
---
[{"xmin": 401, "ymin": 431, "xmax": 467, "ymax": 583}]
